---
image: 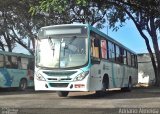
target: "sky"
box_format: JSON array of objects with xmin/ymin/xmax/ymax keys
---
[
  {"xmin": 13, "ymin": 19, "xmax": 158, "ymax": 55},
  {"xmin": 101, "ymin": 20, "xmax": 148, "ymax": 54}
]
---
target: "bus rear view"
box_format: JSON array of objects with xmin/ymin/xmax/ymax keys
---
[{"xmin": 35, "ymin": 24, "xmax": 90, "ymax": 97}]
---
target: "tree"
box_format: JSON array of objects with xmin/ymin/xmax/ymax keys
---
[
  {"xmin": 102, "ymin": 0, "xmax": 160, "ymax": 86},
  {"xmin": 30, "ymin": 0, "xmax": 160, "ymax": 86},
  {"xmin": 0, "ymin": 0, "xmax": 36, "ymax": 54},
  {"xmin": 0, "ymin": 0, "xmax": 50, "ymax": 54},
  {"xmin": 30, "ymin": 0, "xmax": 109, "ymax": 26}
]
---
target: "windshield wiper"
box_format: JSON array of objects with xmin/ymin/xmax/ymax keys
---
[
  {"xmin": 48, "ymin": 37, "xmax": 55, "ymax": 56},
  {"xmin": 68, "ymin": 35, "xmax": 77, "ymax": 45}
]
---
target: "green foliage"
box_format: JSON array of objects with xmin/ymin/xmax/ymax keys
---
[
  {"xmin": 29, "ymin": 0, "xmax": 108, "ymax": 25},
  {"xmin": 0, "ymin": 0, "xmax": 46, "ymax": 54},
  {"xmin": 29, "ymin": 0, "xmax": 160, "ymax": 83}
]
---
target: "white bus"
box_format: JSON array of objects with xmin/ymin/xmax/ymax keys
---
[{"xmin": 34, "ymin": 24, "xmax": 138, "ymax": 97}]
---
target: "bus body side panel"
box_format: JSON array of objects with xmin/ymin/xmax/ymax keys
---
[
  {"xmin": 120, "ymin": 66, "xmax": 138, "ymax": 88},
  {"xmin": 131, "ymin": 67, "xmax": 138, "ymax": 86},
  {"xmin": 7, "ymin": 69, "xmax": 26, "ymax": 87},
  {"xmin": 89, "ymin": 60, "xmax": 122, "ymax": 91},
  {"xmin": 89, "ymin": 60, "xmax": 138, "ymax": 91},
  {"xmin": 89, "ymin": 62, "xmax": 103, "ymax": 91},
  {"xmin": 0, "ymin": 68, "xmax": 33, "ymax": 88},
  {"xmin": 111, "ymin": 62, "xmax": 122, "ymax": 88},
  {"xmin": 0, "ymin": 68, "xmax": 9, "ymax": 87},
  {"xmin": 124, "ymin": 66, "xmax": 132, "ymax": 87}
]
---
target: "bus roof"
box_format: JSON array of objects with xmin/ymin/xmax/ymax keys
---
[
  {"xmin": 40, "ymin": 24, "xmax": 136, "ymax": 54},
  {"xmin": 0, "ymin": 51, "xmax": 34, "ymax": 58}
]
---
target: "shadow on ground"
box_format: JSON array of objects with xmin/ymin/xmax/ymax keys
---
[
  {"xmin": 68, "ymin": 87, "xmax": 160, "ymax": 99},
  {"xmin": 0, "ymin": 88, "xmax": 54, "ymax": 95},
  {"xmin": 1, "ymin": 86, "xmax": 160, "ymax": 99}
]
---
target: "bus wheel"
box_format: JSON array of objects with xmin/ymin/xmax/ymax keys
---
[
  {"xmin": 121, "ymin": 77, "xmax": 132, "ymax": 92},
  {"xmin": 95, "ymin": 76, "xmax": 109, "ymax": 97},
  {"xmin": 19, "ymin": 79, "xmax": 27, "ymax": 91},
  {"xmin": 57, "ymin": 91, "xmax": 69, "ymax": 97}
]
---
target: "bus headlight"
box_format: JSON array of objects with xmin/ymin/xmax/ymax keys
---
[
  {"xmin": 36, "ymin": 73, "xmax": 46, "ymax": 81},
  {"xmin": 73, "ymin": 71, "xmax": 89, "ymax": 81}
]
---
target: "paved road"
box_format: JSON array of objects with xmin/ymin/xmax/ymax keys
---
[{"xmin": 0, "ymin": 87, "xmax": 160, "ymax": 114}]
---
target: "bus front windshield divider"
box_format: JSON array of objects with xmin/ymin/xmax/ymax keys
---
[{"xmin": 48, "ymin": 37, "xmax": 55, "ymax": 56}]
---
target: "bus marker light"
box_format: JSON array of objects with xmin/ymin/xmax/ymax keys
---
[{"xmin": 74, "ymin": 84, "xmax": 85, "ymax": 88}]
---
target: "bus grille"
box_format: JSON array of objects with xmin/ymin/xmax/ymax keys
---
[
  {"xmin": 48, "ymin": 78, "xmax": 72, "ymax": 81},
  {"xmin": 49, "ymin": 83, "xmax": 69, "ymax": 87},
  {"xmin": 43, "ymin": 71, "xmax": 77, "ymax": 76}
]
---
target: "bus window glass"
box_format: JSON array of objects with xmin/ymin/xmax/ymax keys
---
[
  {"xmin": 127, "ymin": 52, "xmax": 131, "ymax": 66},
  {"xmin": 12, "ymin": 56, "xmax": 18, "ymax": 68},
  {"xmin": 123, "ymin": 50, "xmax": 127, "ymax": 64},
  {"xmin": 131, "ymin": 54, "xmax": 135, "ymax": 67},
  {"xmin": 101, "ymin": 40, "xmax": 107, "ymax": 59},
  {"xmin": 37, "ymin": 36, "xmax": 88, "ymax": 68},
  {"xmin": 91, "ymin": 32, "xmax": 100, "ymax": 58},
  {"xmin": 120, "ymin": 48, "xmax": 124, "ymax": 63},
  {"xmin": 115, "ymin": 45, "xmax": 121, "ymax": 63},
  {"xmin": 0, "ymin": 54, "xmax": 4, "ymax": 67},
  {"xmin": 28, "ymin": 59, "xmax": 34, "ymax": 70},
  {"xmin": 21, "ymin": 58, "xmax": 29, "ymax": 69},
  {"xmin": 5, "ymin": 56, "xmax": 11, "ymax": 68},
  {"xmin": 135, "ymin": 55, "xmax": 138, "ymax": 68},
  {"xmin": 108, "ymin": 41, "xmax": 115, "ymax": 61}
]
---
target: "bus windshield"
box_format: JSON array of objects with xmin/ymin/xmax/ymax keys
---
[{"xmin": 36, "ymin": 35, "xmax": 88, "ymax": 68}]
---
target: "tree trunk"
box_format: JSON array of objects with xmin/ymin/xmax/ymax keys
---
[
  {"xmin": 151, "ymin": 37, "xmax": 160, "ymax": 86},
  {"xmin": 150, "ymin": 17, "xmax": 160, "ymax": 86},
  {"xmin": 143, "ymin": 37, "xmax": 158, "ymax": 86}
]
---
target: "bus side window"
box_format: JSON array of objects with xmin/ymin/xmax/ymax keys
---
[
  {"xmin": 135, "ymin": 55, "xmax": 138, "ymax": 68},
  {"xmin": 127, "ymin": 52, "xmax": 131, "ymax": 66},
  {"xmin": 115, "ymin": 45, "xmax": 121, "ymax": 63},
  {"xmin": 0, "ymin": 54, "xmax": 4, "ymax": 67},
  {"xmin": 28, "ymin": 59, "xmax": 34, "ymax": 70},
  {"xmin": 21, "ymin": 58, "xmax": 28, "ymax": 69},
  {"xmin": 91, "ymin": 32, "xmax": 100, "ymax": 58},
  {"xmin": 17, "ymin": 57, "xmax": 22, "ymax": 69},
  {"xmin": 123, "ymin": 50, "xmax": 127, "ymax": 65},
  {"xmin": 108, "ymin": 41, "xmax": 115, "ymax": 61},
  {"xmin": 5, "ymin": 56, "xmax": 18, "ymax": 68},
  {"xmin": 131, "ymin": 54, "xmax": 135, "ymax": 67},
  {"xmin": 101, "ymin": 40, "xmax": 107, "ymax": 59},
  {"xmin": 12, "ymin": 56, "xmax": 18, "ymax": 68},
  {"xmin": 120, "ymin": 48, "xmax": 124, "ymax": 63}
]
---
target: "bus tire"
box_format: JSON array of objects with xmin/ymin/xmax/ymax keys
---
[
  {"xmin": 95, "ymin": 75, "xmax": 109, "ymax": 97},
  {"xmin": 57, "ymin": 91, "xmax": 69, "ymax": 97},
  {"xmin": 19, "ymin": 79, "xmax": 28, "ymax": 91},
  {"xmin": 121, "ymin": 77, "xmax": 132, "ymax": 92}
]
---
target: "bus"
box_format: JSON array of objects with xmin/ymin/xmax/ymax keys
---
[
  {"xmin": 0, "ymin": 51, "xmax": 34, "ymax": 90},
  {"xmin": 35, "ymin": 24, "xmax": 138, "ymax": 97}
]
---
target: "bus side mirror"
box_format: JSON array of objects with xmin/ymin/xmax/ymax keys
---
[
  {"xmin": 91, "ymin": 58, "xmax": 100, "ymax": 64},
  {"xmin": 94, "ymin": 39, "xmax": 99, "ymax": 47}
]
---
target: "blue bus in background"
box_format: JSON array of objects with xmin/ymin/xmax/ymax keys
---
[{"xmin": 0, "ymin": 51, "xmax": 34, "ymax": 90}]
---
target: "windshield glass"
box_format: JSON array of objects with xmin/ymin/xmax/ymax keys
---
[{"xmin": 36, "ymin": 36, "xmax": 88, "ymax": 68}]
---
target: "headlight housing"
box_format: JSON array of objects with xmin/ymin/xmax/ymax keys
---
[
  {"xmin": 36, "ymin": 73, "xmax": 46, "ymax": 81},
  {"xmin": 73, "ymin": 71, "xmax": 89, "ymax": 81}
]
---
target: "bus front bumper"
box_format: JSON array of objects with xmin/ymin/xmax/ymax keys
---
[{"xmin": 34, "ymin": 80, "xmax": 89, "ymax": 92}]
